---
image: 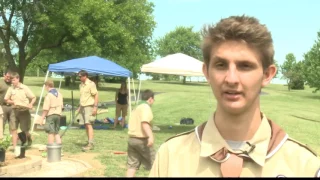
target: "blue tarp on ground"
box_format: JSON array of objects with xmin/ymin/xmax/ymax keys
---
[{"xmin": 48, "ymin": 56, "xmax": 132, "ymax": 77}]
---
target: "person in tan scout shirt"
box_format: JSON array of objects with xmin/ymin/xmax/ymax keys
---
[
  {"xmin": 149, "ymin": 15, "xmax": 320, "ymax": 178},
  {"xmin": 4, "ymin": 72, "xmax": 36, "ymax": 149},
  {"xmin": 39, "ymin": 80, "xmax": 63, "ymax": 145},
  {"xmin": 77, "ymin": 70, "xmax": 98, "ymax": 152},
  {"xmin": 0, "ymin": 70, "xmax": 14, "ymax": 139},
  {"xmin": 126, "ymin": 89, "xmax": 155, "ymax": 177}
]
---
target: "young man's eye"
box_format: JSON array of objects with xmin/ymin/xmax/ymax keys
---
[
  {"xmin": 239, "ymin": 63, "xmax": 252, "ymax": 70},
  {"xmin": 215, "ymin": 63, "xmax": 225, "ymax": 68}
]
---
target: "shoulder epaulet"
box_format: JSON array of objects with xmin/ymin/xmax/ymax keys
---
[
  {"xmin": 287, "ymin": 137, "xmax": 318, "ymax": 157},
  {"xmin": 165, "ymin": 129, "xmax": 195, "ymax": 142}
]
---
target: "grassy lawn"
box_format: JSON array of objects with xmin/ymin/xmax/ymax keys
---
[{"xmin": 6, "ymin": 76, "xmax": 320, "ymax": 177}]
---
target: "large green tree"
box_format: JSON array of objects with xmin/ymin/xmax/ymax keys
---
[
  {"xmin": 281, "ymin": 53, "xmax": 305, "ymax": 90},
  {"xmin": 154, "ymin": 26, "xmax": 202, "ymax": 83},
  {"xmin": 0, "ymin": 0, "xmax": 156, "ymax": 82},
  {"xmin": 281, "ymin": 53, "xmax": 297, "ymax": 91},
  {"xmin": 303, "ymin": 31, "xmax": 320, "ymax": 93},
  {"xmin": 290, "ymin": 61, "xmax": 305, "ymax": 90}
]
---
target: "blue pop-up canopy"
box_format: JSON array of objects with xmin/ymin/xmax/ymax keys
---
[
  {"xmin": 31, "ymin": 56, "xmax": 135, "ymax": 134},
  {"xmin": 48, "ymin": 56, "xmax": 132, "ymax": 77}
]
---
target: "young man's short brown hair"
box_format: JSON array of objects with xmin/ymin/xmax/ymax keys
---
[
  {"xmin": 201, "ymin": 15, "xmax": 274, "ymax": 70},
  {"xmin": 10, "ymin": 72, "xmax": 20, "ymax": 79},
  {"xmin": 44, "ymin": 80, "xmax": 55, "ymax": 88},
  {"xmin": 78, "ymin": 70, "xmax": 88, "ymax": 77},
  {"xmin": 141, "ymin": 89, "xmax": 154, "ymax": 101}
]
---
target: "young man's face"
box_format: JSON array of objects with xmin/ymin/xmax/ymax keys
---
[
  {"xmin": 203, "ymin": 40, "xmax": 276, "ymax": 115},
  {"xmin": 11, "ymin": 77, "xmax": 20, "ymax": 86},
  {"xmin": 78, "ymin": 74, "xmax": 87, "ymax": 83},
  {"xmin": 4, "ymin": 73, "xmax": 11, "ymax": 83},
  {"xmin": 148, "ymin": 97, "xmax": 155, "ymax": 106}
]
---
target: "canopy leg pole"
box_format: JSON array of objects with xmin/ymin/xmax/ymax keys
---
[
  {"xmin": 58, "ymin": 76, "xmax": 63, "ymax": 90},
  {"xmin": 131, "ymin": 77, "xmax": 137, "ymax": 104},
  {"xmin": 30, "ymin": 70, "xmax": 50, "ymax": 135},
  {"xmin": 127, "ymin": 77, "xmax": 131, "ymax": 120},
  {"xmin": 137, "ymin": 73, "xmax": 142, "ymax": 104}
]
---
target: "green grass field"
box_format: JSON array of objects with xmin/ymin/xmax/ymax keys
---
[{"xmin": 6, "ymin": 76, "xmax": 320, "ymax": 177}]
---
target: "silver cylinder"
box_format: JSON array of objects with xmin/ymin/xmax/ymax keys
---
[{"xmin": 47, "ymin": 143, "xmax": 62, "ymax": 163}]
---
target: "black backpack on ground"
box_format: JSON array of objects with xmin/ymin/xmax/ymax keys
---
[{"xmin": 180, "ymin": 117, "xmax": 194, "ymax": 125}]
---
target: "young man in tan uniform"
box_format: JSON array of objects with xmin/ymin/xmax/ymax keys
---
[
  {"xmin": 149, "ymin": 15, "xmax": 320, "ymax": 177},
  {"xmin": 39, "ymin": 80, "xmax": 63, "ymax": 145},
  {"xmin": 0, "ymin": 71, "xmax": 14, "ymax": 139},
  {"xmin": 126, "ymin": 89, "xmax": 155, "ymax": 177},
  {"xmin": 77, "ymin": 70, "xmax": 98, "ymax": 152},
  {"xmin": 4, "ymin": 72, "xmax": 36, "ymax": 149}
]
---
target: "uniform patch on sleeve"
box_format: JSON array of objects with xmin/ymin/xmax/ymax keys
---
[{"xmin": 316, "ymin": 168, "xmax": 320, "ymax": 178}]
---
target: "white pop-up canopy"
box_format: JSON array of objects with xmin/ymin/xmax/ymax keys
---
[
  {"xmin": 136, "ymin": 53, "xmax": 204, "ymax": 103},
  {"xmin": 140, "ymin": 53, "xmax": 204, "ymax": 76}
]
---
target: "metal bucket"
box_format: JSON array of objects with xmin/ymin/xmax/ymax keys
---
[{"xmin": 47, "ymin": 143, "xmax": 62, "ymax": 163}]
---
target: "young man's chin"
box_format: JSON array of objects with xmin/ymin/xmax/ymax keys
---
[{"xmin": 219, "ymin": 103, "xmax": 247, "ymax": 115}]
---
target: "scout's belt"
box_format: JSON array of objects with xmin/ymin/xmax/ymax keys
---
[
  {"xmin": 0, "ymin": 103, "xmax": 11, "ymax": 106},
  {"xmin": 13, "ymin": 105, "xmax": 30, "ymax": 111}
]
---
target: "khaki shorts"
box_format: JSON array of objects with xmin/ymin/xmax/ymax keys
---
[
  {"xmin": 13, "ymin": 109, "xmax": 31, "ymax": 132},
  {"xmin": 79, "ymin": 106, "xmax": 95, "ymax": 125},
  {"xmin": 127, "ymin": 137, "xmax": 155, "ymax": 170},
  {"xmin": 44, "ymin": 114, "xmax": 61, "ymax": 134},
  {"xmin": 2, "ymin": 105, "xmax": 16, "ymax": 131},
  {"xmin": 116, "ymin": 103, "xmax": 128, "ymax": 117}
]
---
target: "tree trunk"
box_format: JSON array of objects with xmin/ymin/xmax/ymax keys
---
[
  {"xmin": 183, "ymin": 76, "xmax": 186, "ymax": 84},
  {"xmin": 18, "ymin": 51, "xmax": 29, "ymax": 83},
  {"xmin": 65, "ymin": 76, "xmax": 71, "ymax": 87},
  {"xmin": 71, "ymin": 75, "xmax": 76, "ymax": 85},
  {"xmin": 18, "ymin": 61, "xmax": 27, "ymax": 83}
]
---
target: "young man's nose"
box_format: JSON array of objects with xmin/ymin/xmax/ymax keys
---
[{"xmin": 224, "ymin": 66, "xmax": 239, "ymax": 85}]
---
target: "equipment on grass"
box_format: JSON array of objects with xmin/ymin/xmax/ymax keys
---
[
  {"xmin": 114, "ymin": 151, "xmax": 127, "ymax": 155},
  {"xmin": 60, "ymin": 91, "xmax": 79, "ymax": 138}
]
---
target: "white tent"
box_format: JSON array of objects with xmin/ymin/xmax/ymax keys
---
[
  {"xmin": 140, "ymin": 53, "xmax": 204, "ymax": 77},
  {"xmin": 136, "ymin": 53, "xmax": 204, "ymax": 102}
]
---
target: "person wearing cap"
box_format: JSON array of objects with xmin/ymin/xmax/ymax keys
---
[
  {"xmin": 149, "ymin": 15, "xmax": 320, "ymax": 177},
  {"xmin": 4, "ymin": 72, "xmax": 36, "ymax": 149},
  {"xmin": 39, "ymin": 80, "xmax": 63, "ymax": 145}
]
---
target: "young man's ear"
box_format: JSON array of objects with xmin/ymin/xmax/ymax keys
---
[
  {"xmin": 262, "ymin": 64, "xmax": 277, "ymax": 87},
  {"xmin": 202, "ymin": 63, "xmax": 210, "ymax": 83}
]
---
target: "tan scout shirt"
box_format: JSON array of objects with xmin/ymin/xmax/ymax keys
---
[
  {"xmin": 4, "ymin": 83, "xmax": 35, "ymax": 108},
  {"xmin": 128, "ymin": 103, "xmax": 153, "ymax": 138},
  {"xmin": 79, "ymin": 79, "xmax": 98, "ymax": 107},
  {"xmin": 149, "ymin": 114, "xmax": 320, "ymax": 177},
  {"xmin": 0, "ymin": 79, "xmax": 10, "ymax": 105},
  {"xmin": 43, "ymin": 90, "xmax": 63, "ymax": 116}
]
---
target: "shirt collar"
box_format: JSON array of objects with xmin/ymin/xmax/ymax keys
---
[
  {"xmin": 81, "ymin": 79, "xmax": 90, "ymax": 86},
  {"xmin": 199, "ymin": 113, "xmax": 271, "ymax": 166},
  {"xmin": 13, "ymin": 83, "xmax": 23, "ymax": 89}
]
